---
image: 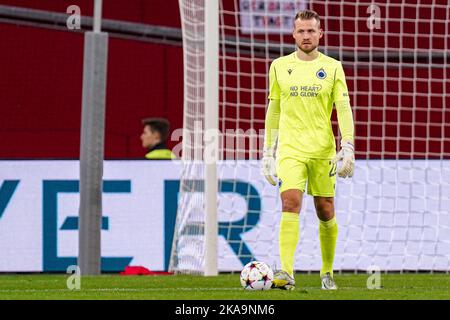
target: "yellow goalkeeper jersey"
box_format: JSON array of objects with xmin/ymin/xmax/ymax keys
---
[{"xmin": 268, "ymin": 51, "xmax": 350, "ymax": 159}]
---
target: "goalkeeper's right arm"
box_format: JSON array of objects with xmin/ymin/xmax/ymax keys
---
[{"xmin": 262, "ymin": 99, "xmax": 280, "ymax": 185}]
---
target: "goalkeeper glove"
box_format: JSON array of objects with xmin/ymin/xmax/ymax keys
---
[
  {"xmin": 261, "ymin": 147, "xmax": 277, "ymax": 186},
  {"xmin": 331, "ymin": 140, "xmax": 355, "ymax": 178}
]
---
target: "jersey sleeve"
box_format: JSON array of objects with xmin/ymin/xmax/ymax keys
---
[
  {"xmin": 264, "ymin": 99, "xmax": 281, "ymax": 150},
  {"xmin": 332, "ymin": 62, "xmax": 350, "ymax": 103},
  {"xmin": 335, "ymin": 100, "xmax": 354, "ymax": 143},
  {"xmin": 268, "ymin": 61, "xmax": 281, "ymax": 100}
]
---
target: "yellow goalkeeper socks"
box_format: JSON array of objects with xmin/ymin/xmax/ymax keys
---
[
  {"xmin": 279, "ymin": 212, "xmax": 300, "ymax": 277},
  {"xmin": 319, "ymin": 216, "xmax": 338, "ymax": 277}
]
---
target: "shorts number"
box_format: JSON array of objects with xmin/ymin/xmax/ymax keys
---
[{"xmin": 329, "ymin": 161, "xmax": 337, "ymax": 177}]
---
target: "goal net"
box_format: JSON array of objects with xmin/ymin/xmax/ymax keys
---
[{"xmin": 169, "ymin": 0, "xmax": 450, "ymax": 274}]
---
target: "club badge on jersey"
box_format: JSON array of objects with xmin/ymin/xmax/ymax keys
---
[{"xmin": 316, "ymin": 68, "xmax": 327, "ymax": 79}]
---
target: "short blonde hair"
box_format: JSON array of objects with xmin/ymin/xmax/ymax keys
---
[{"xmin": 294, "ymin": 9, "xmax": 321, "ymax": 28}]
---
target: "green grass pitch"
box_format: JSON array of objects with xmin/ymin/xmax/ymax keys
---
[{"xmin": 0, "ymin": 273, "xmax": 449, "ymax": 300}]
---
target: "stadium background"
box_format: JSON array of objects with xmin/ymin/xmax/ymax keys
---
[
  {"xmin": 0, "ymin": 0, "xmax": 183, "ymax": 159},
  {"xmin": 1, "ymin": 0, "xmax": 448, "ymax": 160}
]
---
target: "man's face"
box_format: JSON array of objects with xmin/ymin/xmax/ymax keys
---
[
  {"xmin": 140, "ymin": 125, "xmax": 160, "ymax": 149},
  {"xmin": 292, "ymin": 18, "xmax": 323, "ymax": 54}
]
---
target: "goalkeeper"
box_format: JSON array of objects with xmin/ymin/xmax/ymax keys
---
[{"xmin": 262, "ymin": 9, "xmax": 355, "ymax": 290}]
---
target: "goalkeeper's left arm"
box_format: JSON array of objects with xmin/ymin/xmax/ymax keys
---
[
  {"xmin": 331, "ymin": 62, "xmax": 355, "ymax": 178},
  {"xmin": 332, "ymin": 100, "xmax": 355, "ymax": 178}
]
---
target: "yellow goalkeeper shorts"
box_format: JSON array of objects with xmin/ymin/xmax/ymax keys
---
[{"xmin": 276, "ymin": 156, "xmax": 337, "ymax": 197}]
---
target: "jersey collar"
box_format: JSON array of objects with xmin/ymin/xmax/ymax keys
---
[{"xmin": 292, "ymin": 51, "xmax": 322, "ymax": 64}]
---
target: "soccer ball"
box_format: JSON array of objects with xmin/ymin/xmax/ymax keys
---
[{"xmin": 239, "ymin": 261, "xmax": 273, "ymax": 290}]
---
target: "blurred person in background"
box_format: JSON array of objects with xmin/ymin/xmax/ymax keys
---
[{"xmin": 140, "ymin": 117, "xmax": 177, "ymax": 160}]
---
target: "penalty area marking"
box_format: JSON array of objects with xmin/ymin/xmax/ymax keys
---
[
  {"xmin": 0, "ymin": 286, "xmax": 389, "ymax": 293},
  {"xmin": 0, "ymin": 287, "xmax": 243, "ymax": 293}
]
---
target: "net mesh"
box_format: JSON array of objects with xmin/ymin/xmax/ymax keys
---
[{"xmin": 170, "ymin": 0, "xmax": 450, "ymax": 274}]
